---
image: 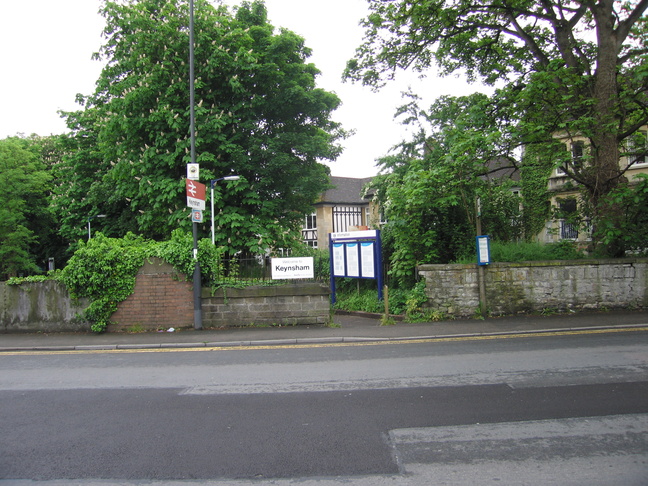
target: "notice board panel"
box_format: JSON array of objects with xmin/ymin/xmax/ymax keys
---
[{"xmin": 328, "ymin": 230, "xmax": 383, "ymax": 304}]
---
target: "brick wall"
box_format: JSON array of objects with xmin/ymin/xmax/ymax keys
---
[
  {"xmin": 1, "ymin": 260, "xmax": 330, "ymax": 333},
  {"xmin": 418, "ymin": 258, "xmax": 648, "ymax": 317},
  {"xmin": 108, "ymin": 258, "xmax": 193, "ymax": 331},
  {"xmin": 109, "ymin": 259, "xmax": 331, "ymax": 330}
]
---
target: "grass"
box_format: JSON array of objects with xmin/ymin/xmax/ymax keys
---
[{"xmin": 455, "ymin": 240, "xmax": 586, "ymax": 264}]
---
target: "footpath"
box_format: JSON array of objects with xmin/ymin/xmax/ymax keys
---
[{"xmin": 1, "ymin": 310, "xmax": 647, "ymax": 353}]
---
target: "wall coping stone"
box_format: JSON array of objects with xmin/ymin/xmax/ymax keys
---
[
  {"xmin": 203, "ymin": 282, "xmax": 330, "ymax": 299},
  {"xmin": 419, "ymin": 258, "xmax": 648, "ymax": 271},
  {"xmin": 138, "ymin": 257, "xmax": 184, "ymax": 275}
]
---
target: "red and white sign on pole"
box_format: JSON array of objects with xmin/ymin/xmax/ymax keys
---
[{"xmin": 186, "ymin": 179, "xmax": 206, "ymax": 210}]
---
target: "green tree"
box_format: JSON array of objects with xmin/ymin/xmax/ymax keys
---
[
  {"xmin": 346, "ymin": 0, "xmax": 648, "ymax": 256},
  {"xmin": 368, "ymin": 93, "xmax": 522, "ymax": 286},
  {"xmin": 0, "ymin": 137, "xmax": 52, "ymax": 279},
  {"xmin": 55, "ymin": 0, "xmax": 343, "ymax": 253}
]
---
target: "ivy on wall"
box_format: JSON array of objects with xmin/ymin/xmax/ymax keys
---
[
  {"xmin": 58, "ymin": 233, "xmax": 151, "ymax": 333},
  {"xmin": 520, "ymin": 143, "xmax": 554, "ymax": 239},
  {"xmin": 57, "ymin": 230, "xmax": 225, "ymax": 332}
]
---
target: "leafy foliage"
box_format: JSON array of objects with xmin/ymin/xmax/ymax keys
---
[
  {"xmin": 56, "ymin": 228, "xmax": 325, "ymax": 332},
  {"xmin": 59, "ymin": 233, "xmax": 151, "ymax": 332},
  {"xmin": 333, "ymin": 289, "xmax": 384, "ymax": 314},
  {"xmin": 346, "ymin": 0, "xmax": 648, "ymax": 256},
  {"xmin": 55, "ymin": 0, "xmax": 344, "ymax": 254},
  {"xmin": 6, "ymin": 275, "xmax": 53, "ymax": 286},
  {"xmin": 155, "ymin": 229, "xmax": 225, "ymax": 286},
  {"xmin": 367, "ymin": 94, "xmax": 523, "ymax": 286},
  {"xmin": 0, "ymin": 137, "xmax": 54, "ymax": 279},
  {"xmin": 594, "ymin": 173, "xmax": 648, "ymax": 257},
  {"xmin": 519, "ymin": 143, "xmax": 553, "ymax": 239},
  {"xmin": 454, "ymin": 240, "xmax": 585, "ymax": 264}
]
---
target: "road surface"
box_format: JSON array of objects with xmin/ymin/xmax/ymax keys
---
[{"xmin": 1, "ymin": 328, "xmax": 647, "ymax": 485}]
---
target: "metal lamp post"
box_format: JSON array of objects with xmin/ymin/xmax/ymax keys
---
[
  {"xmin": 189, "ymin": 0, "xmax": 201, "ymax": 330},
  {"xmin": 87, "ymin": 214, "xmax": 107, "ymax": 240},
  {"xmin": 211, "ymin": 176, "xmax": 241, "ymax": 245},
  {"xmin": 187, "ymin": 1, "xmax": 239, "ymax": 329}
]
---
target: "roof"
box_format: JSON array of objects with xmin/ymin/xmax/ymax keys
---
[
  {"xmin": 317, "ymin": 176, "xmax": 374, "ymax": 205},
  {"xmin": 482, "ymin": 158, "xmax": 521, "ymax": 183}
]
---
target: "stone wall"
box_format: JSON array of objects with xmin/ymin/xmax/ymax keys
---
[
  {"xmin": 1, "ymin": 259, "xmax": 331, "ymax": 332},
  {"xmin": 0, "ymin": 280, "xmax": 90, "ymax": 333},
  {"xmin": 418, "ymin": 259, "xmax": 648, "ymax": 317},
  {"xmin": 202, "ymin": 283, "xmax": 331, "ymax": 327}
]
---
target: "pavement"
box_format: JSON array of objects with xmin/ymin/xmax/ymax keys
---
[{"xmin": 1, "ymin": 309, "xmax": 648, "ymax": 352}]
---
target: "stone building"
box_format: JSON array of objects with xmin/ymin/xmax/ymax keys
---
[{"xmin": 302, "ymin": 176, "xmax": 380, "ymax": 250}]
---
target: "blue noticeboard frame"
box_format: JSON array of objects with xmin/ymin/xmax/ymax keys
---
[
  {"xmin": 476, "ymin": 235, "xmax": 491, "ymax": 266},
  {"xmin": 329, "ymin": 230, "xmax": 383, "ymax": 304}
]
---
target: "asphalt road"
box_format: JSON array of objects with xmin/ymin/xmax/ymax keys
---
[{"xmin": 1, "ymin": 330, "xmax": 647, "ymax": 485}]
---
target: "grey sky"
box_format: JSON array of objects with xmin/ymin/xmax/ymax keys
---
[{"xmin": 0, "ymin": 0, "xmax": 478, "ymax": 177}]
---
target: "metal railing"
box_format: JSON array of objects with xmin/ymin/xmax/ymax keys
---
[
  {"xmin": 560, "ymin": 220, "xmax": 579, "ymax": 239},
  {"xmin": 209, "ymin": 255, "xmax": 329, "ymax": 287}
]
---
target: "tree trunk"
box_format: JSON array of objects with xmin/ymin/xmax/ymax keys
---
[{"xmin": 587, "ymin": 1, "xmax": 626, "ymax": 256}]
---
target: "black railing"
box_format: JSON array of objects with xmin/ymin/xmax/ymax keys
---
[
  {"xmin": 210, "ymin": 255, "xmax": 329, "ymax": 287},
  {"xmin": 560, "ymin": 220, "xmax": 579, "ymax": 239}
]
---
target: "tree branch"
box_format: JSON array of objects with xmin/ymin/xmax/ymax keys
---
[{"xmin": 616, "ymin": 0, "xmax": 648, "ymax": 45}]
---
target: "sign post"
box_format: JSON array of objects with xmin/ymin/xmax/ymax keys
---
[
  {"xmin": 186, "ymin": 179, "xmax": 205, "ymax": 330},
  {"xmin": 188, "ymin": 0, "xmax": 201, "ymax": 330},
  {"xmin": 329, "ymin": 230, "xmax": 383, "ymax": 305},
  {"xmin": 476, "ymin": 234, "xmax": 490, "ymax": 317},
  {"xmin": 186, "ymin": 179, "xmax": 206, "ymax": 210}
]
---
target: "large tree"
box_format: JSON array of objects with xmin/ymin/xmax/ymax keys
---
[
  {"xmin": 0, "ymin": 137, "xmax": 53, "ymax": 279},
  {"xmin": 346, "ymin": 0, "xmax": 648, "ymax": 255},
  {"xmin": 55, "ymin": 0, "xmax": 343, "ymax": 253},
  {"xmin": 367, "ymin": 93, "xmax": 523, "ymax": 284}
]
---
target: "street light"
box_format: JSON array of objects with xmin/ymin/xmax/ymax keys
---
[
  {"xmin": 87, "ymin": 214, "xmax": 107, "ymax": 240},
  {"xmin": 189, "ymin": 0, "xmax": 200, "ymax": 330},
  {"xmin": 211, "ymin": 176, "xmax": 241, "ymax": 245}
]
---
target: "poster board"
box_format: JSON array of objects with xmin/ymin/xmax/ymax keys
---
[
  {"xmin": 476, "ymin": 235, "xmax": 491, "ymax": 266},
  {"xmin": 328, "ymin": 230, "xmax": 383, "ymax": 304}
]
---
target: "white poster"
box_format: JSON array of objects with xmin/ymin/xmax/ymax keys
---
[
  {"xmin": 477, "ymin": 236, "xmax": 490, "ymax": 265},
  {"xmin": 346, "ymin": 243, "xmax": 360, "ymax": 277},
  {"xmin": 332, "ymin": 243, "xmax": 346, "ymax": 277},
  {"xmin": 360, "ymin": 242, "xmax": 375, "ymax": 278},
  {"xmin": 271, "ymin": 257, "xmax": 314, "ymax": 279}
]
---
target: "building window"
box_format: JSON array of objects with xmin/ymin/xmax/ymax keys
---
[
  {"xmin": 305, "ymin": 213, "xmax": 316, "ymax": 230},
  {"xmin": 627, "ymin": 130, "xmax": 648, "ymax": 167},
  {"xmin": 333, "ymin": 206, "xmax": 363, "ymax": 232},
  {"xmin": 559, "ymin": 199, "xmax": 579, "ymax": 240},
  {"xmin": 379, "ymin": 207, "xmax": 387, "ymax": 225},
  {"xmin": 571, "ymin": 141, "xmax": 585, "ymax": 169},
  {"xmin": 302, "ymin": 213, "xmax": 317, "ymax": 247},
  {"xmin": 556, "ymin": 140, "xmax": 586, "ymax": 176}
]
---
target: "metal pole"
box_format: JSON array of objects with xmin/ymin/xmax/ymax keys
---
[
  {"xmin": 87, "ymin": 214, "xmax": 106, "ymax": 240},
  {"xmin": 211, "ymin": 180, "xmax": 215, "ymax": 245},
  {"xmin": 189, "ymin": 0, "xmax": 202, "ymax": 330},
  {"xmin": 476, "ymin": 197, "xmax": 487, "ymax": 316}
]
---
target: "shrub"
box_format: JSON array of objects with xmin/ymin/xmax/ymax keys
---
[
  {"xmin": 333, "ymin": 288, "xmax": 383, "ymax": 314},
  {"xmin": 454, "ymin": 240, "xmax": 584, "ymax": 263}
]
